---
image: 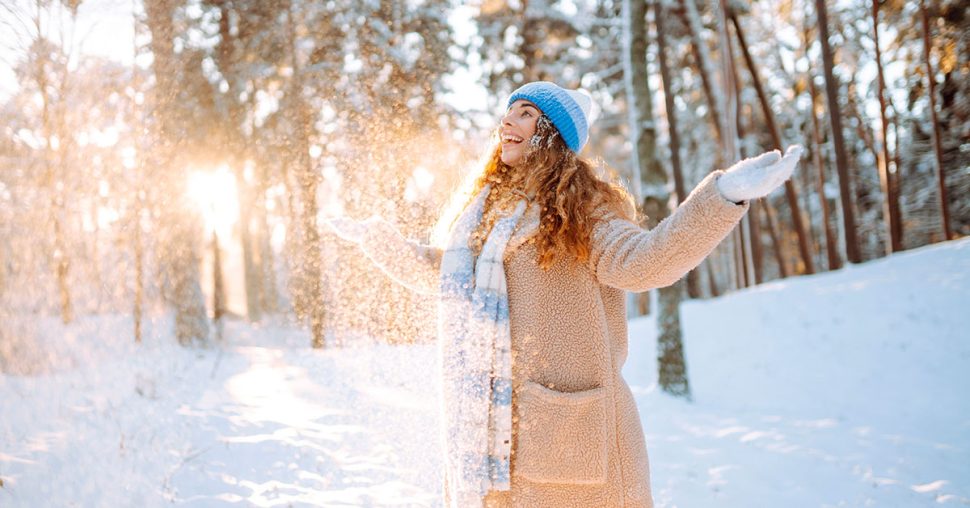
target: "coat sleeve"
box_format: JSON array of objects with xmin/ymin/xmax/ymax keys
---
[
  {"xmin": 589, "ymin": 169, "xmax": 749, "ymax": 292},
  {"xmin": 358, "ymin": 217, "xmax": 442, "ymax": 295}
]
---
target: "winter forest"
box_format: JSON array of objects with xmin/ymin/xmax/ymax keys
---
[{"xmin": 1, "ymin": 0, "xmax": 968, "ymax": 505}]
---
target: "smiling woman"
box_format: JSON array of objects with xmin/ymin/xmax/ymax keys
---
[{"xmin": 323, "ymin": 81, "xmax": 801, "ymax": 508}]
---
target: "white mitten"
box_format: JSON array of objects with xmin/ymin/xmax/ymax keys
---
[
  {"xmin": 323, "ymin": 216, "xmax": 374, "ymax": 244},
  {"xmin": 716, "ymin": 145, "xmax": 804, "ymax": 203}
]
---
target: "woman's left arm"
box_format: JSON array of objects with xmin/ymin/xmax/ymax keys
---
[
  {"xmin": 590, "ymin": 145, "xmax": 802, "ymax": 292},
  {"xmin": 589, "ymin": 169, "xmax": 747, "ymax": 292}
]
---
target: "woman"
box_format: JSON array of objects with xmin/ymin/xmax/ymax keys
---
[{"xmin": 326, "ymin": 81, "xmax": 801, "ymax": 508}]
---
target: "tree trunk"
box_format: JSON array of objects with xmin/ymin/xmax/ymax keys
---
[
  {"xmin": 133, "ymin": 203, "xmax": 144, "ymax": 343},
  {"xmin": 256, "ymin": 162, "xmax": 280, "ymax": 314},
  {"xmin": 736, "ymin": 226, "xmax": 750, "ymax": 288},
  {"xmin": 214, "ymin": 1, "xmax": 262, "ymax": 321},
  {"xmin": 237, "ymin": 174, "xmax": 261, "ymax": 322},
  {"xmin": 730, "ymin": 11, "xmax": 815, "ymax": 275},
  {"xmin": 656, "ymin": 2, "xmax": 701, "ymax": 298},
  {"xmin": 808, "ymin": 101, "xmax": 840, "ymax": 271},
  {"xmin": 145, "ymin": 0, "xmax": 210, "ymax": 346},
  {"xmin": 127, "ymin": 6, "xmax": 144, "ymax": 343},
  {"xmin": 890, "ymin": 109, "xmax": 904, "ymax": 247},
  {"xmin": 802, "ymin": 21, "xmax": 842, "ymax": 271},
  {"xmin": 730, "ymin": 49, "xmax": 762, "ymax": 286},
  {"xmin": 748, "ymin": 200, "xmax": 764, "ymax": 283},
  {"xmin": 920, "ymin": 0, "xmax": 952, "ymax": 241},
  {"xmin": 715, "ymin": 0, "xmax": 738, "ymax": 163},
  {"xmin": 705, "ymin": 260, "xmax": 720, "ymax": 297},
  {"xmin": 212, "ymin": 231, "xmax": 226, "ymax": 341},
  {"xmin": 32, "ymin": 19, "xmax": 73, "ymax": 323},
  {"xmin": 798, "ymin": 142, "xmax": 820, "ymax": 269},
  {"xmin": 725, "ymin": 231, "xmax": 739, "ymax": 290},
  {"xmin": 682, "ymin": 0, "xmax": 745, "ymax": 289},
  {"xmin": 624, "ymin": 0, "xmax": 690, "ymax": 399},
  {"xmin": 761, "ymin": 200, "xmax": 790, "ymax": 277},
  {"xmin": 814, "ymin": 0, "xmax": 862, "ymax": 264},
  {"xmin": 872, "ymin": 0, "xmax": 902, "ymax": 254},
  {"xmin": 657, "ymin": 278, "xmax": 689, "ymax": 398},
  {"xmin": 680, "ymin": 0, "xmax": 723, "ymax": 149},
  {"xmin": 287, "ymin": 6, "xmax": 326, "ymax": 349},
  {"xmin": 623, "ymin": 0, "xmax": 648, "ymax": 314},
  {"xmin": 715, "ymin": 0, "xmax": 748, "ymax": 291}
]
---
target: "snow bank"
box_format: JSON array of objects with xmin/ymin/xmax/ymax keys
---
[{"xmin": 626, "ymin": 237, "xmax": 970, "ymax": 506}]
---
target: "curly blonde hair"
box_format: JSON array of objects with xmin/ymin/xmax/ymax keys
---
[{"xmin": 463, "ymin": 114, "xmax": 636, "ymax": 269}]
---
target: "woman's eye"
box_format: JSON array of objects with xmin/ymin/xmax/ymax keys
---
[{"xmin": 521, "ymin": 111, "xmax": 531, "ymax": 117}]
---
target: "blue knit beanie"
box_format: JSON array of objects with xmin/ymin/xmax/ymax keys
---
[{"xmin": 506, "ymin": 81, "xmax": 593, "ymax": 153}]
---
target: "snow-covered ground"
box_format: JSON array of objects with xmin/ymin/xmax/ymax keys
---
[
  {"xmin": 627, "ymin": 237, "xmax": 970, "ymax": 507},
  {"xmin": 1, "ymin": 237, "xmax": 968, "ymax": 507}
]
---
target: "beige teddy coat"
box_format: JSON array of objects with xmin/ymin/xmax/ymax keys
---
[{"xmin": 359, "ymin": 170, "xmax": 748, "ymax": 507}]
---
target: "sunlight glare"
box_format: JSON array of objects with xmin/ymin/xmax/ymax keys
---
[
  {"xmin": 121, "ymin": 147, "xmax": 136, "ymax": 169},
  {"xmin": 187, "ymin": 165, "xmax": 239, "ymax": 238}
]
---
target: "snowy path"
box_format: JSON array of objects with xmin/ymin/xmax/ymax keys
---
[
  {"xmin": 0, "ymin": 324, "xmax": 442, "ymax": 507},
  {"xmin": 162, "ymin": 342, "xmax": 440, "ymax": 507}
]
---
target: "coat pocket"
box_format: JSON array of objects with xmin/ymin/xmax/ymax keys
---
[{"xmin": 514, "ymin": 380, "xmax": 609, "ymax": 485}]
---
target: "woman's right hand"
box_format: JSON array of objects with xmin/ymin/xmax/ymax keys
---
[
  {"xmin": 323, "ymin": 215, "xmax": 442, "ymax": 294},
  {"xmin": 323, "ymin": 216, "xmax": 371, "ymax": 244}
]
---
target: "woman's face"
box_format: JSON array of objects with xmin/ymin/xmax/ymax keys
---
[{"xmin": 500, "ymin": 99, "xmax": 541, "ymax": 167}]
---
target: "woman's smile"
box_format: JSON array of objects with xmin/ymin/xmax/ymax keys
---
[
  {"xmin": 500, "ymin": 132, "xmax": 525, "ymax": 157},
  {"xmin": 500, "ymin": 99, "xmax": 540, "ymax": 166}
]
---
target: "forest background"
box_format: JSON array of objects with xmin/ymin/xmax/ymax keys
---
[{"xmin": 0, "ymin": 0, "xmax": 967, "ymax": 389}]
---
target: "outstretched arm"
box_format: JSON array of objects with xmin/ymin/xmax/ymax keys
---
[
  {"xmin": 324, "ymin": 216, "xmax": 442, "ymax": 295},
  {"xmin": 590, "ymin": 146, "xmax": 801, "ymax": 292}
]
